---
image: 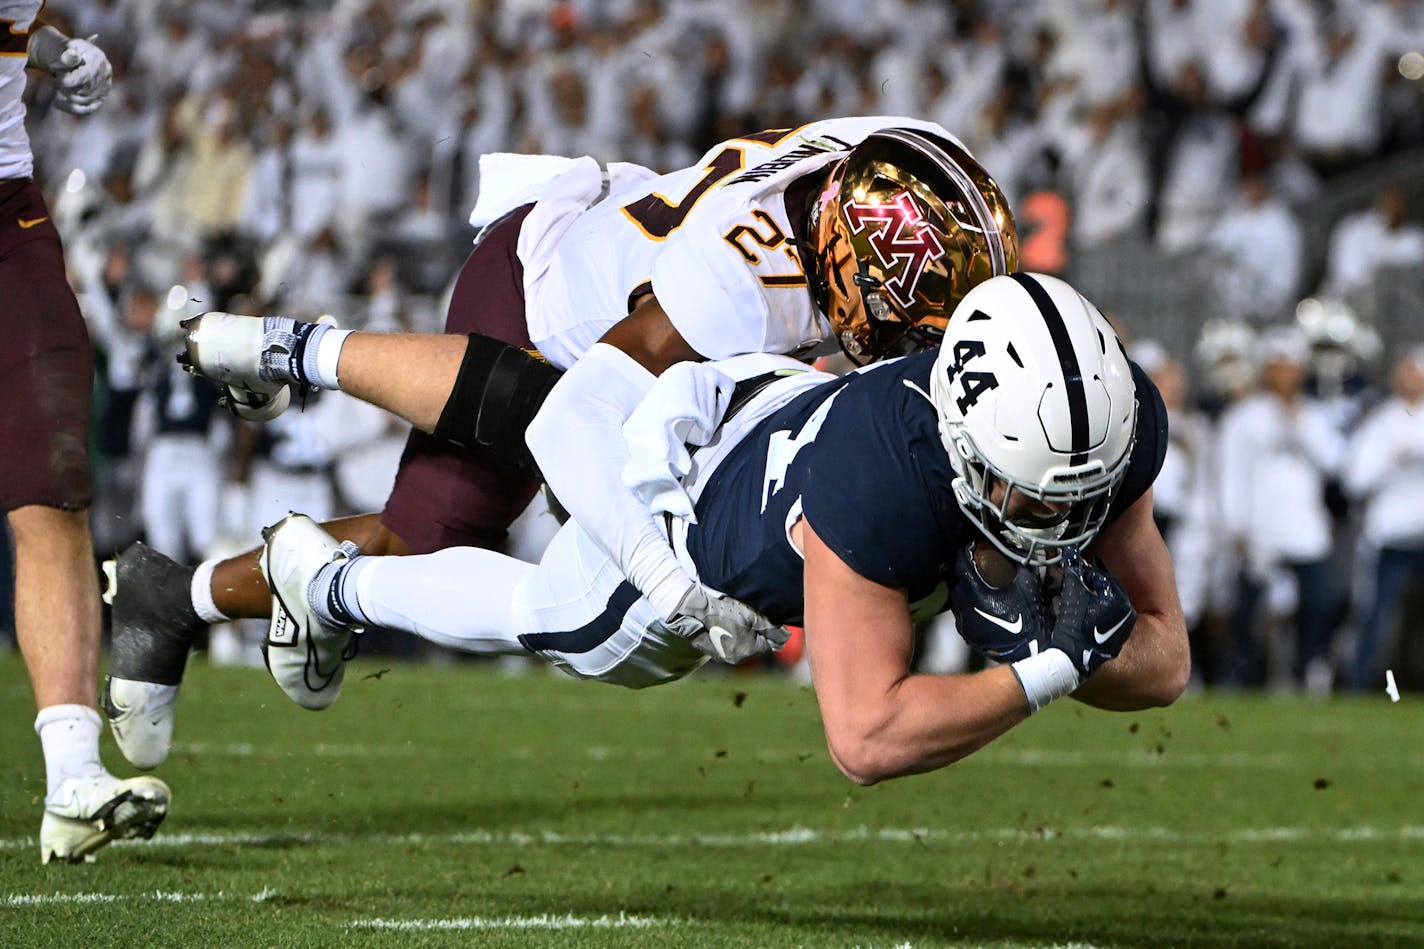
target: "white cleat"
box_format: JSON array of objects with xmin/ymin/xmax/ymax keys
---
[
  {"xmin": 259, "ymin": 513, "xmax": 362, "ymax": 710},
  {"xmin": 178, "ymin": 311, "xmax": 300, "ymax": 421},
  {"xmin": 102, "ymin": 678, "xmax": 179, "ymax": 772},
  {"xmin": 40, "ymin": 773, "xmax": 171, "ymax": 864}
]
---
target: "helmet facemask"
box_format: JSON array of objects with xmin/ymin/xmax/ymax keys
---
[{"xmin": 946, "ymin": 425, "xmax": 1136, "ymax": 567}]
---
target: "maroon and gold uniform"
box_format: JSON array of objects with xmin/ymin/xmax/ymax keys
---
[{"xmin": 0, "ymin": 1, "xmax": 92, "ymax": 512}]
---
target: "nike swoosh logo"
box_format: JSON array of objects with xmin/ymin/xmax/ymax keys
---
[
  {"xmin": 709, "ymin": 626, "xmax": 736, "ymax": 661},
  {"xmin": 1093, "ymin": 613, "xmax": 1132, "ymax": 644},
  {"xmin": 18, "ymin": 216, "xmax": 48, "ymax": 228},
  {"xmin": 973, "ymin": 608, "xmax": 1023, "ymax": 634}
]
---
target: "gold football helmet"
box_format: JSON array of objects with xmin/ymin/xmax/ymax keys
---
[{"xmin": 807, "ymin": 128, "xmax": 1018, "ymax": 364}]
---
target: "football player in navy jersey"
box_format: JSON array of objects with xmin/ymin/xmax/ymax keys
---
[{"xmin": 242, "ymin": 273, "xmax": 1188, "ymax": 785}]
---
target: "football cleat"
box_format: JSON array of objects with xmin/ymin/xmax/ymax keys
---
[
  {"xmin": 178, "ymin": 312, "xmax": 306, "ymax": 421},
  {"xmin": 40, "ymin": 773, "xmax": 171, "ymax": 864},
  {"xmin": 102, "ymin": 678, "xmax": 179, "ymax": 772},
  {"xmin": 102, "ymin": 542, "xmax": 205, "ymax": 770},
  {"xmin": 259, "ymin": 513, "xmax": 362, "ymax": 710}
]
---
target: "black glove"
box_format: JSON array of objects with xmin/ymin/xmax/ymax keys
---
[
  {"xmin": 1046, "ymin": 546, "xmax": 1136, "ymax": 677},
  {"xmin": 950, "ymin": 543, "xmax": 1051, "ymax": 662}
]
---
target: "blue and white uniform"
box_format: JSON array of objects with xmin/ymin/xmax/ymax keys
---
[
  {"xmin": 687, "ymin": 352, "xmax": 1168, "ymax": 628},
  {"xmin": 356, "ymin": 351, "xmax": 1167, "ymax": 688}
]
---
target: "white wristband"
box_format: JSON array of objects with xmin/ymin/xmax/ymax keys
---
[
  {"xmin": 312, "ymin": 327, "xmax": 352, "ymax": 390},
  {"xmin": 1010, "ymin": 648, "xmax": 1081, "ymax": 714},
  {"xmin": 191, "ymin": 559, "xmax": 231, "ymax": 624}
]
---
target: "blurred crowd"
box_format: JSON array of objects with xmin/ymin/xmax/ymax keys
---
[{"xmin": 3, "ymin": 0, "xmax": 1423, "ymax": 689}]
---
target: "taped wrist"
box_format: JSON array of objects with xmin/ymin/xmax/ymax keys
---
[
  {"xmin": 28, "ymin": 25, "xmax": 68, "ymax": 72},
  {"xmin": 433, "ymin": 334, "xmax": 561, "ymax": 471},
  {"xmin": 1010, "ymin": 648, "xmax": 1081, "ymax": 714}
]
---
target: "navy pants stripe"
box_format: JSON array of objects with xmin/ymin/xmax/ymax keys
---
[{"xmin": 519, "ymin": 581, "xmax": 643, "ymax": 654}]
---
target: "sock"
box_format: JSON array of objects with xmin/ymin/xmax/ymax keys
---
[
  {"xmin": 191, "ymin": 559, "xmax": 230, "ymax": 624},
  {"xmin": 35, "ymin": 705, "xmax": 105, "ymax": 800},
  {"xmin": 308, "ymin": 543, "xmax": 370, "ymax": 627}
]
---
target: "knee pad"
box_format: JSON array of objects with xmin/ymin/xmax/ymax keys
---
[{"xmin": 433, "ymin": 334, "xmax": 561, "ymax": 471}]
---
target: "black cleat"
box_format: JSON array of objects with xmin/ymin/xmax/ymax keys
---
[{"xmin": 101, "ymin": 542, "xmax": 204, "ymax": 770}]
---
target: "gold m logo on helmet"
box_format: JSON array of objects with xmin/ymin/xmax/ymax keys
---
[{"xmin": 843, "ymin": 191, "xmax": 947, "ymax": 309}]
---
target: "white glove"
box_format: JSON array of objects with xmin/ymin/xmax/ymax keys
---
[
  {"xmin": 666, "ymin": 585, "xmax": 789, "ymax": 664},
  {"xmin": 52, "ymin": 37, "xmax": 112, "ymax": 115}
]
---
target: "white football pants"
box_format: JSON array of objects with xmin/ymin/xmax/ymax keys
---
[
  {"xmin": 140, "ymin": 434, "xmax": 222, "ymax": 561},
  {"xmin": 352, "ymin": 519, "xmax": 706, "ymax": 689}
]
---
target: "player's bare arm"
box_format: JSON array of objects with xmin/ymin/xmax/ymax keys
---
[
  {"xmin": 598, "ymin": 294, "xmax": 704, "ymax": 374},
  {"xmin": 1075, "ymin": 488, "xmax": 1191, "ymax": 710},
  {"xmin": 800, "ymin": 520, "xmax": 1029, "ymax": 785}
]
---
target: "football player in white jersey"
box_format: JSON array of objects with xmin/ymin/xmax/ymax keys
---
[
  {"xmin": 105, "ymin": 120, "xmax": 1018, "ymax": 759},
  {"xmin": 0, "ymin": 6, "xmax": 169, "ymax": 863},
  {"xmin": 228, "ymin": 274, "xmax": 1191, "ymax": 784}
]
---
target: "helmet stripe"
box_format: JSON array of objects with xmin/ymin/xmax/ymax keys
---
[{"xmin": 1008, "ymin": 273, "xmax": 1088, "ymax": 463}]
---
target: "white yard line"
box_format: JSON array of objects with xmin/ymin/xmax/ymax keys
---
[
  {"xmin": 171, "ymin": 741, "xmax": 419, "ymax": 758},
  {"xmin": 3, "ymin": 824, "xmax": 1423, "ymax": 853},
  {"xmin": 1, "ymin": 889, "xmax": 277, "ymax": 907},
  {"xmin": 349, "ymin": 913, "xmax": 674, "ymax": 931}
]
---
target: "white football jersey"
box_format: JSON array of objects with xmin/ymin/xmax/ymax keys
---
[
  {"xmin": 0, "ymin": 0, "xmax": 37, "ymax": 180},
  {"xmin": 524, "ymin": 116, "xmax": 964, "ymax": 369}
]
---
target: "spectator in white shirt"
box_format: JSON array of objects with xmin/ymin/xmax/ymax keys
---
[
  {"xmin": 1343, "ymin": 347, "xmax": 1424, "ymax": 690},
  {"xmin": 288, "ymin": 109, "xmax": 344, "ymax": 242},
  {"xmin": 1322, "ymin": 186, "xmax": 1424, "ymax": 299},
  {"xmin": 1292, "ymin": 12, "xmax": 1391, "ymax": 177},
  {"xmin": 1067, "ymin": 99, "xmax": 1151, "ymax": 251},
  {"xmin": 1206, "ymin": 171, "xmax": 1304, "ymax": 322},
  {"xmin": 1217, "ymin": 326, "xmax": 1344, "ymax": 688}
]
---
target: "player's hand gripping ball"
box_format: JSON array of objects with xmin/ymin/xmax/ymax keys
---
[{"xmin": 950, "ymin": 542, "xmax": 1051, "ymax": 662}]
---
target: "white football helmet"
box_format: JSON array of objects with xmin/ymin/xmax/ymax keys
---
[{"xmin": 925, "ymin": 273, "xmax": 1137, "ymax": 565}]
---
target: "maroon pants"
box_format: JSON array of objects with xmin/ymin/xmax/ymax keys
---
[
  {"xmin": 0, "ymin": 179, "xmax": 92, "ymax": 513},
  {"xmin": 379, "ymin": 205, "xmax": 545, "ymax": 553}
]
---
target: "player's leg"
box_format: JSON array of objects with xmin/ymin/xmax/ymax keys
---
[
  {"xmin": 259, "ymin": 516, "xmax": 704, "ymax": 709},
  {"xmin": 1348, "ymin": 547, "xmax": 1407, "ymax": 690},
  {"xmin": 0, "ymin": 179, "xmax": 168, "ymax": 862},
  {"xmin": 351, "ymin": 521, "xmax": 704, "ymax": 687},
  {"xmin": 10, "ymin": 506, "xmax": 102, "ymax": 713},
  {"xmin": 106, "ymin": 205, "xmax": 549, "ymax": 763},
  {"xmin": 179, "ymin": 206, "xmax": 554, "ymax": 445}
]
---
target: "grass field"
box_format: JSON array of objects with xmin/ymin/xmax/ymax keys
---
[{"xmin": 1, "ymin": 655, "xmax": 1422, "ymax": 948}]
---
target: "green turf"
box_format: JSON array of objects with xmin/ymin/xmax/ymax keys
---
[{"xmin": 1, "ymin": 655, "xmax": 1421, "ymax": 948}]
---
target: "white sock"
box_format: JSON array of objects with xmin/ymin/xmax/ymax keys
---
[
  {"xmin": 354, "ymin": 548, "xmax": 535, "ymax": 655},
  {"xmin": 34, "ymin": 705, "xmax": 105, "ymax": 799},
  {"xmin": 192, "ymin": 559, "xmax": 230, "ymax": 624}
]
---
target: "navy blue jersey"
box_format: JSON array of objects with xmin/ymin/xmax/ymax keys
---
[
  {"xmin": 686, "ymin": 351, "xmax": 1167, "ymax": 626},
  {"xmin": 153, "ymin": 363, "xmax": 221, "ymax": 436}
]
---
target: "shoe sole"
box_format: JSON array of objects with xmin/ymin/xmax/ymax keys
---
[{"xmin": 42, "ymin": 784, "xmax": 170, "ymax": 865}]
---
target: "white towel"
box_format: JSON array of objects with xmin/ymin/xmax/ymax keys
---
[
  {"xmin": 467, "ymin": 153, "xmax": 585, "ymax": 228},
  {"xmin": 621, "ymin": 361, "xmax": 737, "ymax": 523}
]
